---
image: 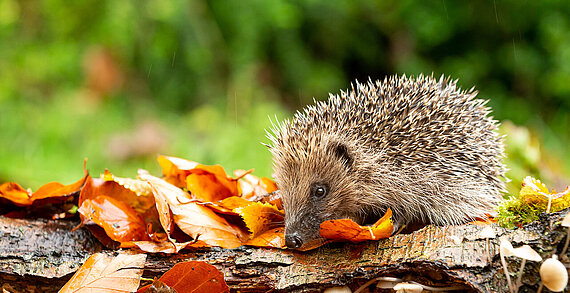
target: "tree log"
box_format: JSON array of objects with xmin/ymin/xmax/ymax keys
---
[{"xmin": 0, "ymin": 211, "xmax": 568, "ymax": 292}]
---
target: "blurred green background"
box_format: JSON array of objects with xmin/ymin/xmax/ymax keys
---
[{"xmin": 1, "ymin": 0, "xmax": 569, "ymax": 195}]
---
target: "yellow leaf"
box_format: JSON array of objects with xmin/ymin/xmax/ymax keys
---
[{"xmin": 59, "ymin": 253, "xmax": 146, "ymax": 293}]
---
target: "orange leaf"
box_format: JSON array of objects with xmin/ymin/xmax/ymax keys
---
[
  {"xmin": 78, "ymin": 195, "xmax": 149, "ymax": 243},
  {"xmin": 123, "ymin": 239, "xmax": 205, "ymax": 254},
  {"xmin": 200, "ymin": 197, "xmax": 253, "ymax": 215},
  {"xmin": 60, "ymin": 252, "xmax": 146, "ymax": 293},
  {"xmin": 0, "ymin": 182, "xmax": 32, "ymax": 206},
  {"xmin": 234, "ymin": 202, "xmax": 284, "ymax": 239},
  {"xmin": 31, "ymin": 173, "xmax": 89, "ymax": 202},
  {"xmin": 234, "ymin": 170, "xmax": 277, "ymax": 199},
  {"xmin": 140, "ymin": 173, "xmax": 248, "ymax": 249},
  {"xmin": 138, "ymin": 261, "xmax": 228, "ymax": 293},
  {"xmin": 158, "ymin": 155, "xmax": 239, "ymax": 201},
  {"xmin": 0, "ymin": 173, "xmax": 88, "ymax": 207},
  {"xmin": 319, "ymin": 208, "xmax": 393, "ymax": 243},
  {"xmin": 244, "ymin": 227, "xmax": 286, "ymax": 249},
  {"xmin": 186, "ymin": 172, "xmax": 238, "ymax": 202},
  {"xmin": 79, "ymin": 175, "xmax": 155, "ymax": 215}
]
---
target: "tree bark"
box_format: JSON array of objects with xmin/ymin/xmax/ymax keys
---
[{"xmin": 0, "ymin": 211, "xmax": 567, "ymax": 293}]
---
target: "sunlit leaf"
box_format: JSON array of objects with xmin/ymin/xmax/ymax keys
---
[
  {"xmin": 244, "ymin": 227, "xmax": 286, "ymax": 249},
  {"xmin": 319, "ymin": 208, "xmax": 393, "ymax": 243},
  {"xmin": 0, "ymin": 182, "xmax": 32, "ymax": 206},
  {"xmin": 79, "ymin": 175, "xmax": 155, "ymax": 215},
  {"xmin": 32, "ymin": 173, "xmax": 89, "ymax": 202},
  {"xmin": 0, "ymin": 173, "xmax": 88, "ymax": 207},
  {"xmin": 234, "ymin": 202, "xmax": 284, "ymax": 239},
  {"xmin": 520, "ymin": 176, "xmax": 570, "ymax": 212},
  {"xmin": 233, "ymin": 170, "xmax": 277, "ymax": 199},
  {"xmin": 78, "ymin": 195, "xmax": 149, "ymax": 242},
  {"xmin": 158, "ymin": 155, "xmax": 240, "ymax": 202},
  {"xmin": 122, "ymin": 239, "xmax": 205, "ymax": 254},
  {"xmin": 199, "ymin": 197, "xmax": 252, "ymax": 215},
  {"xmin": 140, "ymin": 173, "xmax": 248, "ymax": 249},
  {"xmin": 137, "ymin": 261, "xmax": 228, "ymax": 293},
  {"xmin": 59, "ymin": 252, "xmax": 146, "ymax": 293}
]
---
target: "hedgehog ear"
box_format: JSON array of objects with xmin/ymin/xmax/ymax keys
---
[{"xmin": 332, "ymin": 142, "xmax": 353, "ymax": 169}]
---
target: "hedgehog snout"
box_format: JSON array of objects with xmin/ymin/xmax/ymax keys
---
[{"xmin": 285, "ymin": 232, "xmax": 303, "ymax": 249}]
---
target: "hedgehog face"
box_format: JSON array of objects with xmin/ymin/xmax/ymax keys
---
[{"xmin": 273, "ymin": 138, "xmax": 362, "ymax": 250}]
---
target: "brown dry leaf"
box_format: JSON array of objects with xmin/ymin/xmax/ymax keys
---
[
  {"xmin": 59, "ymin": 252, "xmax": 146, "ymax": 293},
  {"xmin": 199, "ymin": 197, "xmax": 252, "ymax": 215},
  {"xmin": 0, "ymin": 173, "xmax": 88, "ymax": 207},
  {"xmin": 0, "ymin": 182, "xmax": 31, "ymax": 206},
  {"xmin": 137, "ymin": 261, "xmax": 228, "ymax": 293},
  {"xmin": 319, "ymin": 208, "xmax": 393, "ymax": 243},
  {"xmin": 78, "ymin": 195, "xmax": 150, "ymax": 243},
  {"xmin": 244, "ymin": 227, "xmax": 286, "ymax": 249},
  {"xmin": 234, "ymin": 202, "xmax": 284, "ymax": 239},
  {"xmin": 79, "ymin": 175, "xmax": 155, "ymax": 216},
  {"xmin": 102, "ymin": 170, "xmax": 154, "ymax": 212},
  {"xmin": 122, "ymin": 239, "xmax": 206, "ymax": 254},
  {"xmin": 140, "ymin": 173, "xmax": 248, "ymax": 249},
  {"xmin": 158, "ymin": 155, "xmax": 240, "ymax": 202},
  {"xmin": 233, "ymin": 170, "xmax": 277, "ymax": 200}
]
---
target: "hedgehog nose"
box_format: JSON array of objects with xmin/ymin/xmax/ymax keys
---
[{"xmin": 285, "ymin": 232, "xmax": 303, "ymax": 249}]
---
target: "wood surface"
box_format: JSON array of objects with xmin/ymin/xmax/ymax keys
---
[{"xmin": 0, "ymin": 211, "xmax": 567, "ymax": 292}]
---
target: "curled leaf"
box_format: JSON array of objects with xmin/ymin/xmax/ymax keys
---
[
  {"xmin": 234, "ymin": 202, "xmax": 284, "ymax": 239},
  {"xmin": 319, "ymin": 209, "xmax": 393, "ymax": 242},
  {"xmin": 78, "ymin": 195, "xmax": 149, "ymax": 242}
]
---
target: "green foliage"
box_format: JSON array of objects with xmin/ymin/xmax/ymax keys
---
[
  {"xmin": 496, "ymin": 195, "xmax": 544, "ymax": 229},
  {"xmin": 0, "ymin": 0, "xmax": 569, "ymax": 189}
]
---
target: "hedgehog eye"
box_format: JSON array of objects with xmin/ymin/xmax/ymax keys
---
[{"xmin": 313, "ymin": 185, "xmax": 327, "ymax": 198}]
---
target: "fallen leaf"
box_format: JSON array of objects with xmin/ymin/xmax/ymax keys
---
[
  {"xmin": 80, "ymin": 174, "xmax": 155, "ymax": 215},
  {"xmin": 246, "ymin": 190, "xmax": 283, "ymax": 210},
  {"xmin": 520, "ymin": 176, "xmax": 570, "ymax": 212},
  {"xmin": 158, "ymin": 155, "xmax": 240, "ymax": 202},
  {"xmin": 137, "ymin": 261, "xmax": 228, "ymax": 293},
  {"xmin": 78, "ymin": 195, "xmax": 149, "ymax": 242},
  {"xmin": 102, "ymin": 170, "xmax": 155, "ymax": 213},
  {"xmin": 199, "ymin": 197, "xmax": 252, "ymax": 215},
  {"xmin": 146, "ymin": 279, "xmax": 177, "ymax": 293},
  {"xmin": 319, "ymin": 208, "xmax": 393, "ymax": 243},
  {"xmin": 0, "ymin": 182, "xmax": 31, "ymax": 206},
  {"xmin": 123, "ymin": 239, "xmax": 204, "ymax": 254},
  {"xmin": 233, "ymin": 170, "xmax": 277, "ymax": 199},
  {"xmin": 244, "ymin": 227, "xmax": 286, "ymax": 249},
  {"xmin": 140, "ymin": 173, "xmax": 248, "ymax": 249},
  {"xmin": 31, "ymin": 173, "xmax": 89, "ymax": 202},
  {"xmin": 0, "ymin": 173, "xmax": 88, "ymax": 207},
  {"xmin": 234, "ymin": 202, "xmax": 284, "ymax": 239},
  {"xmin": 60, "ymin": 252, "xmax": 146, "ymax": 293}
]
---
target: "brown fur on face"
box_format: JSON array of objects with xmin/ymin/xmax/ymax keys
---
[{"xmin": 272, "ymin": 134, "xmax": 369, "ymax": 249}]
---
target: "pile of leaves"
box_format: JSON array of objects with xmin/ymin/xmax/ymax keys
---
[
  {"xmin": 0, "ymin": 155, "xmax": 393, "ymax": 252},
  {"xmin": 498, "ymin": 176, "xmax": 570, "ymax": 228}
]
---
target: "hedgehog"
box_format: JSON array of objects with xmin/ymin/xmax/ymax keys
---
[{"xmin": 267, "ymin": 74, "xmax": 506, "ymax": 250}]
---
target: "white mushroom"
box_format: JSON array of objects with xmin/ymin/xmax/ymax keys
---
[
  {"xmin": 393, "ymin": 282, "xmax": 424, "ymax": 293},
  {"xmin": 539, "ymin": 255, "xmax": 568, "ymax": 292},
  {"xmin": 510, "ymin": 245, "xmax": 542, "ymax": 291},
  {"xmin": 500, "ymin": 239, "xmax": 515, "ymax": 293}
]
